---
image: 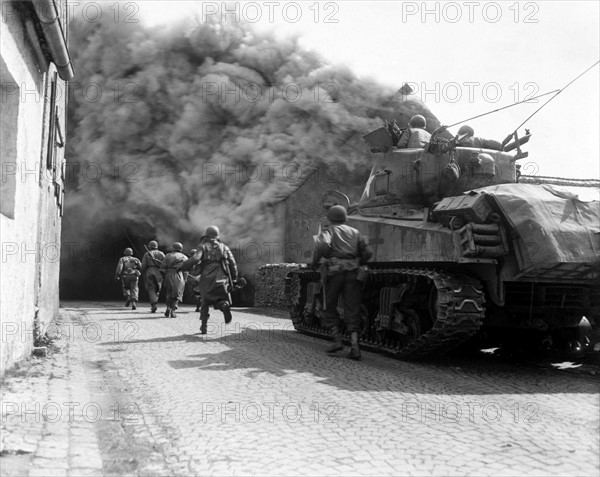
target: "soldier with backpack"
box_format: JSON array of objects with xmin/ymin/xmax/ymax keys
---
[
  {"xmin": 115, "ymin": 248, "xmax": 142, "ymax": 310},
  {"xmin": 312, "ymin": 205, "xmax": 373, "ymax": 360},
  {"xmin": 181, "ymin": 226, "xmax": 238, "ymax": 335},
  {"xmin": 160, "ymin": 242, "xmax": 188, "ymax": 318},
  {"xmin": 140, "ymin": 240, "xmax": 165, "ymax": 313}
]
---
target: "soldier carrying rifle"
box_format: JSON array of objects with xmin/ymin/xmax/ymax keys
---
[
  {"xmin": 312, "ymin": 206, "xmax": 372, "ymax": 360},
  {"xmin": 181, "ymin": 226, "xmax": 238, "ymax": 335}
]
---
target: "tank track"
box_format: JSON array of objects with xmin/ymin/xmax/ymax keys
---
[{"xmin": 288, "ymin": 267, "xmax": 485, "ymax": 359}]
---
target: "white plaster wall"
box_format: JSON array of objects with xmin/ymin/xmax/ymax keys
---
[{"xmin": 0, "ymin": 9, "xmax": 65, "ymax": 376}]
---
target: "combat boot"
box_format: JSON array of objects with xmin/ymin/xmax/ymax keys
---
[
  {"xmin": 220, "ymin": 303, "xmax": 232, "ymax": 324},
  {"xmin": 346, "ymin": 331, "xmax": 362, "ymax": 361},
  {"xmin": 200, "ymin": 317, "xmax": 208, "ymax": 334},
  {"xmin": 326, "ymin": 327, "xmax": 344, "ymax": 354}
]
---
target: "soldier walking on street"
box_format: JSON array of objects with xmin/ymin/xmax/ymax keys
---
[
  {"xmin": 160, "ymin": 242, "xmax": 187, "ymax": 318},
  {"xmin": 181, "ymin": 226, "xmax": 238, "ymax": 335},
  {"xmin": 115, "ymin": 248, "xmax": 142, "ymax": 310},
  {"xmin": 141, "ymin": 240, "xmax": 165, "ymax": 313},
  {"xmin": 312, "ymin": 205, "xmax": 372, "ymax": 360}
]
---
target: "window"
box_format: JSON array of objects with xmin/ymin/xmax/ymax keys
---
[{"xmin": 44, "ymin": 71, "xmax": 65, "ymax": 212}]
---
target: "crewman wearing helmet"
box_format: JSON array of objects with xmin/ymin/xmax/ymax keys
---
[
  {"xmin": 141, "ymin": 240, "xmax": 165, "ymax": 313},
  {"xmin": 396, "ymin": 114, "xmax": 431, "ymax": 149},
  {"xmin": 115, "ymin": 247, "xmax": 142, "ymax": 310},
  {"xmin": 312, "ymin": 205, "xmax": 373, "ymax": 360},
  {"xmin": 456, "ymin": 125, "xmax": 503, "ymax": 150},
  {"xmin": 160, "ymin": 242, "xmax": 188, "ymax": 318},
  {"xmin": 181, "ymin": 225, "xmax": 238, "ymax": 334}
]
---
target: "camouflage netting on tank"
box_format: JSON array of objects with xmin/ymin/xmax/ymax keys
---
[{"xmin": 255, "ymin": 264, "xmax": 301, "ymax": 307}]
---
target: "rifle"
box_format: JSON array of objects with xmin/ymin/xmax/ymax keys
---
[
  {"xmin": 219, "ymin": 244, "xmax": 246, "ymax": 299},
  {"xmin": 143, "ymin": 244, "xmax": 163, "ymax": 267}
]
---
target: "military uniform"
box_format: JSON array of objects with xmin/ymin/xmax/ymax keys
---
[
  {"xmin": 396, "ymin": 114, "xmax": 431, "ymax": 149},
  {"xmin": 456, "ymin": 125, "xmax": 503, "ymax": 150},
  {"xmin": 181, "ymin": 226, "xmax": 237, "ymax": 334},
  {"xmin": 313, "ymin": 206, "xmax": 372, "ymax": 360},
  {"xmin": 396, "ymin": 128, "xmax": 432, "ymax": 148},
  {"xmin": 115, "ymin": 249, "xmax": 142, "ymax": 310},
  {"xmin": 160, "ymin": 243, "xmax": 187, "ymax": 318},
  {"xmin": 188, "ymin": 268, "xmax": 202, "ymax": 312},
  {"xmin": 141, "ymin": 241, "xmax": 165, "ymax": 313}
]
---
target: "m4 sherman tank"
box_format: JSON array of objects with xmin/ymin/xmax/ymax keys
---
[{"xmin": 286, "ymin": 127, "xmax": 600, "ymax": 358}]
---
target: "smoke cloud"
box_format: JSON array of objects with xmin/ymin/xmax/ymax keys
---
[{"xmin": 61, "ymin": 15, "xmax": 440, "ymax": 300}]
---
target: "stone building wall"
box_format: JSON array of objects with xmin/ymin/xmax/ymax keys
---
[
  {"xmin": 283, "ymin": 162, "xmax": 368, "ymax": 263},
  {"xmin": 0, "ymin": 1, "xmax": 70, "ymax": 376},
  {"xmin": 254, "ymin": 162, "xmax": 368, "ymax": 307}
]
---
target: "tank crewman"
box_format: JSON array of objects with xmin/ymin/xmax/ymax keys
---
[
  {"xmin": 312, "ymin": 205, "xmax": 373, "ymax": 360},
  {"xmin": 396, "ymin": 114, "xmax": 432, "ymax": 149},
  {"xmin": 160, "ymin": 242, "xmax": 188, "ymax": 318},
  {"xmin": 141, "ymin": 240, "xmax": 165, "ymax": 313},
  {"xmin": 181, "ymin": 226, "xmax": 238, "ymax": 335},
  {"xmin": 114, "ymin": 248, "xmax": 142, "ymax": 310},
  {"xmin": 456, "ymin": 125, "xmax": 503, "ymax": 150}
]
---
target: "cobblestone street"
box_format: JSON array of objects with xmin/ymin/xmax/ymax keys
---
[{"xmin": 1, "ymin": 302, "xmax": 599, "ymax": 476}]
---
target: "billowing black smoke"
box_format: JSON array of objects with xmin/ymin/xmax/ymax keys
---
[{"xmin": 61, "ymin": 16, "xmax": 440, "ymax": 301}]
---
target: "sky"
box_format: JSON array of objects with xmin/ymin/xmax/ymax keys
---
[{"xmin": 131, "ymin": 1, "xmax": 599, "ymax": 179}]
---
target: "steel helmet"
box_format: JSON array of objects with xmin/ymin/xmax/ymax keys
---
[
  {"xmin": 458, "ymin": 125, "xmax": 475, "ymax": 137},
  {"xmin": 327, "ymin": 205, "xmax": 347, "ymax": 223},
  {"xmin": 172, "ymin": 242, "xmax": 183, "ymax": 252},
  {"xmin": 409, "ymin": 115, "xmax": 426, "ymax": 129},
  {"xmin": 123, "ymin": 248, "xmax": 133, "ymax": 256},
  {"xmin": 148, "ymin": 240, "xmax": 158, "ymax": 250},
  {"xmin": 205, "ymin": 226, "xmax": 220, "ymax": 238}
]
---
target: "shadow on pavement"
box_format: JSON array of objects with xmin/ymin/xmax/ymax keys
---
[{"xmin": 72, "ymin": 302, "xmax": 600, "ymax": 396}]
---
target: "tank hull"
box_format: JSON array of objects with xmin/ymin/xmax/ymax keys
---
[{"xmin": 285, "ymin": 145, "xmax": 600, "ymax": 358}]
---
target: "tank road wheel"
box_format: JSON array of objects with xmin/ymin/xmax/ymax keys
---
[
  {"xmin": 378, "ymin": 329, "xmax": 395, "ymax": 349},
  {"xmin": 290, "ymin": 268, "xmax": 485, "ymax": 359},
  {"xmin": 395, "ymin": 307, "xmax": 422, "ymax": 350},
  {"xmin": 394, "ymin": 270, "xmax": 485, "ymax": 359},
  {"xmin": 313, "ymin": 296, "xmax": 326, "ymax": 329},
  {"xmin": 428, "ymin": 285, "xmax": 440, "ymax": 327},
  {"xmin": 589, "ymin": 316, "xmax": 600, "ymax": 353},
  {"xmin": 360, "ymin": 304, "xmax": 376, "ymax": 344}
]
